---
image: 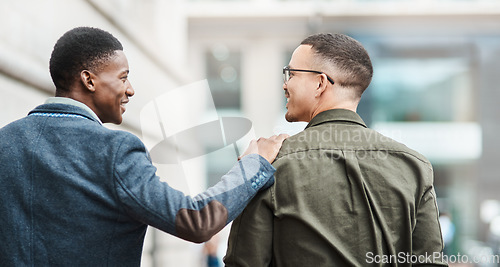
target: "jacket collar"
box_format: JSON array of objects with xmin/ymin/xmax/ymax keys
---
[
  {"xmin": 44, "ymin": 97, "xmax": 102, "ymax": 124},
  {"xmin": 305, "ymin": 109, "xmax": 367, "ymax": 129},
  {"xmin": 28, "ymin": 103, "xmax": 102, "ymax": 125}
]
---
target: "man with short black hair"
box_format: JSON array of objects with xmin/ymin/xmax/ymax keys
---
[
  {"xmin": 0, "ymin": 27, "xmax": 287, "ymax": 266},
  {"xmin": 224, "ymin": 33, "xmax": 447, "ymax": 266}
]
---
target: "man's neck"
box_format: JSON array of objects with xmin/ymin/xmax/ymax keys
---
[{"xmin": 310, "ymin": 102, "xmax": 358, "ymax": 122}]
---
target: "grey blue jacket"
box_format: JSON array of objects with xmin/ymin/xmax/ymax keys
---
[{"xmin": 0, "ymin": 103, "xmax": 275, "ymax": 266}]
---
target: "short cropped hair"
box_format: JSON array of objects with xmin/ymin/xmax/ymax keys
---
[
  {"xmin": 49, "ymin": 27, "xmax": 123, "ymax": 92},
  {"xmin": 301, "ymin": 33, "xmax": 373, "ymax": 96}
]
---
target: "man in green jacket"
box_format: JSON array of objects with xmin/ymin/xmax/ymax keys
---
[{"xmin": 224, "ymin": 33, "xmax": 447, "ymax": 267}]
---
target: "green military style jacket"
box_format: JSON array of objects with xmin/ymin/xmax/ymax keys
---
[{"xmin": 225, "ymin": 109, "xmax": 447, "ymax": 267}]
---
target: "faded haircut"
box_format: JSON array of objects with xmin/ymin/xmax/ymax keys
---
[{"xmin": 301, "ymin": 33, "xmax": 373, "ymax": 97}]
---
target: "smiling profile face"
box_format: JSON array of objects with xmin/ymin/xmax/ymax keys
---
[
  {"xmin": 283, "ymin": 45, "xmax": 320, "ymax": 123},
  {"xmin": 90, "ymin": 50, "xmax": 134, "ymax": 124}
]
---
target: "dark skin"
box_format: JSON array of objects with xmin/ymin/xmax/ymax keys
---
[{"xmin": 57, "ymin": 50, "xmax": 134, "ymax": 125}]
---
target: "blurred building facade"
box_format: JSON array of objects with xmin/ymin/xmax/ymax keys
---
[{"xmin": 3, "ymin": 0, "xmax": 500, "ymax": 266}]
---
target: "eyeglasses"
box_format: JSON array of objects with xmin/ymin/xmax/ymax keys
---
[{"xmin": 283, "ymin": 66, "xmax": 334, "ymax": 85}]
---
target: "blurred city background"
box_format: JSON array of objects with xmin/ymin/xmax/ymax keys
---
[{"xmin": 2, "ymin": 0, "xmax": 500, "ymax": 266}]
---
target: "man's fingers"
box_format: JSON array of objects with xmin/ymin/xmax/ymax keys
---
[
  {"xmin": 265, "ymin": 134, "xmax": 288, "ymax": 141},
  {"xmin": 266, "ymin": 133, "xmax": 289, "ymax": 144},
  {"xmin": 239, "ymin": 134, "xmax": 289, "ymax": 163},
  {"xmin": 275, "ymin": 133, "xmax": 289, "ymax": 141}
]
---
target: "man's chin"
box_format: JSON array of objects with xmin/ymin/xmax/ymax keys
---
[
  {"xmin": 115, "ymin": 117, "xmax": 123, "ymax": 124},
  {"xmin": 285, "ymin": 112, "xmax": 296, "ymax": 122}
]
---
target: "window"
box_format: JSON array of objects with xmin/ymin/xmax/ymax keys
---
[
  {"xmin": 205, "ymin": 45, "xmax": 241, "ymax": 110},
  {"xmin": 360, "ymin": 57, "xmax": 472, "ymax": 124}
]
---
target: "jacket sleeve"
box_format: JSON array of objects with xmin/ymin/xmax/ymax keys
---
[
  {"xmin": 412, "ymin": 166, "xmax": 448, "ymax": 266},
  {"xmin": 224, "ymin": 188, "xmax": 274, "ymax": 267},
  {"xmin": 112, "ymin": 133, "xmax": 275, "ymax": 243}
]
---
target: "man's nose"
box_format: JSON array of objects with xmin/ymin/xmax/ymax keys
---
[{"xmin": 126, "ymin": 81, "xmax": 135, "ymax": 97}]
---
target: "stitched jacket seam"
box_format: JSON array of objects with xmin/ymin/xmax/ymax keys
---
[{"xmin": 29, "ymin": 115, "xmax": 49, "ymax": 265}]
